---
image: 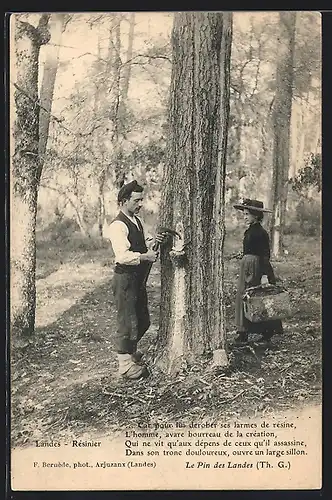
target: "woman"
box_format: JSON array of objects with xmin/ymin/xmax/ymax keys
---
[{"xmin": 233, "ymin": 198, "xmax": 284, "ymax": 345}]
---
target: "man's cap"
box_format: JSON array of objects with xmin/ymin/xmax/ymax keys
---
[{"xmin": 117, "ymin": 180, "xmax": 143, "ymax": 203}]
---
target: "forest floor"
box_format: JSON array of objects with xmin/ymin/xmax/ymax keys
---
[{"xmin": 11, "ymin": 231, "xmax": 321, "ymax": 447}]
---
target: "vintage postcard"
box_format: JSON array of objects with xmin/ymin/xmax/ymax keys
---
[{"xmin": 9, "ymin": 11, "xmax": 322, "ymax": 491}]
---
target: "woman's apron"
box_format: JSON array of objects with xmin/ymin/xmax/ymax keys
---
[
  {"xmin": 235, "ymin": 254, "xmax": 261, "ymax": 332},
  {"xmin": 235, "ymin": 254, "xmax": 283, "ymax": 335}
]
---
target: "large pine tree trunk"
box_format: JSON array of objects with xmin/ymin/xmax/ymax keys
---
[
  {"xmin": 10, "ymin": 15, "xmax": 50, "ymax": 337},
  {"xmin": 156, "ymin": 12, "xmax": 232, "ymax": 375},
  {"xmin": 270, "ymin": 12, "xmax": 296, "ymax": 257}
]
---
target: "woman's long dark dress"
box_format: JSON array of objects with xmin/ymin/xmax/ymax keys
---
[{"xmin": 235, "ymin": 221, "xmax": 283, "ymax": 336}]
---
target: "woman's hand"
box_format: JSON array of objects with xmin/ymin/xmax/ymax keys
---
[
  {"xmin": 230, "ymin": 251, "xmax": 243, "ymax": 260},
  {"xmin": 261, "ymin": 275, "xmax": 269, "ymax": 285}
]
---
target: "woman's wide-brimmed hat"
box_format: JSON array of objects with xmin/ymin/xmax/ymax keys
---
[{"xmin": 233, "ymin": 198, "xmax": 272, "ymax": 213}]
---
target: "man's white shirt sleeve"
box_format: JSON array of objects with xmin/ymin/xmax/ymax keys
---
[{"xmin": 106, "ymin": 221, "xmax": 141, "ymax": 265}]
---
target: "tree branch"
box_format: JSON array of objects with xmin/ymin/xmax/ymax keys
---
[
  {"xmin": 12, "ymin": 81, "xmax": 106, "ymax": 166},
  {"xmin": 69, "ymin": 49, "xmax": 172, "ymax": 69},
  {"xmin": 36, "ymin": 14, "xmax": 51, "ymax": 45},
  {"xmin": 74, "ymin": 51, "xmax": 109, "ymax": 63},
  {"xmin": 37, "ymin": 13, "xmax": 50, "ymax": 29},
  {"xmin": 122, "ymin": 53, "xmax": 172, "ymax": 66},
  {"xmin": 62, "ymin": 14, "xmax": 72, "ymax": 31},
  {"xmin": 79, "ymin": 123, "xmax": 104, "ymax": 137}
]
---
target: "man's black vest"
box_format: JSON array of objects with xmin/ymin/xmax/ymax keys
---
[{"xmin": 113, "ymin": 211, "xmax": 148, "ymax": 274}]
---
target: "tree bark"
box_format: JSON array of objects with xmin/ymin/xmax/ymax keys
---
[
  {"xmin": 38, "ymin": 13, "xmax": 66, "ymax": 171},
  {"xmin": 156, "ymin": 12, "xmax": 232, "ymax": 375},
  {"xmin": 11, "ymin": 15, "xmax": 50, "ymax": 337},
  {"xmin": 270, "ymin": 12, "xmax": 296, "ymax": 257}
]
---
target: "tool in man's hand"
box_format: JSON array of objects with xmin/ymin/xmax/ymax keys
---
[{"xmin": 142, "ymin": 226, "xmax": 181, "ymax": 287}]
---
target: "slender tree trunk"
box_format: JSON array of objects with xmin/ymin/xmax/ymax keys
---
[
  {"xmin": 314, "ymin": 129, "xmax": 321, "ymax": 154},
  {"xmin": 65, "ymin": 189, "xmax": 90, "ymax": 236},
  {"xmin": 40, "ymin": 183, "xmax": 90, "ymax": 236},
  {"xmin": 110, "ymin": 15, "xmax": 124, "ymax": 188},
  {"xmin": 259, "ymin": 116, "xmax": 270, "ymax": 178},
  {"xmin": 290, "ymin": 99, "xmax": 303, "ymax": 179},
  {"xmin": 122, "ymin": 13, "xmax": 135, "ymax": 100},
  {"xmin": 97, "ymin": 171, "xmax": 106, "ymax": 237},
  {"xmin": 71, "ymin": 163, "xmax": 90, "ymax": 236},
  {"xmin": 270, "ymin": 12, "xmax": 296, "ymax": 257},
  {"xmin": 93, "ymin": 34, "xmax": 106, "ymax": 237},
  {"xmin": 66, "ymin": 195, "xmax": 90, "ymax": 236},
  {"xmin": 234, "ymin": 99, "xmax": 242, "ymax": 199},
  {"xmin": 156, "ymin": 12, "xmax": 232, "ymax": 375},
  {"xmin": 296, "ymin": 105, "xmax": 306, "ymax": 174},
  {"xmin": 310, "ymin": 111, "xmax": 321, "ymax": 155},
  {"xmin": 10, "ymin": 15, "xmax": 50, "ymax": 337},
  {"xmin": 38, "ymin": 13, "xmax": 66, "ymax": 169}
]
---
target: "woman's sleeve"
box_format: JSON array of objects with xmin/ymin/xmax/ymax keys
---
[
  {"xmin": 262, "ymin": 230, "xmax": 271, "ymax": 259},
  {"xmin": 261, "ymin": 231, "xmax": 276, "ymax": 283},
  {"xmin": 261, "ymin": 258, "xmax": 277, "ymax": 284}
]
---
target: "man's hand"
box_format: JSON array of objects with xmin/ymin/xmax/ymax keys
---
[
  {"xmin": 155, "ymin": 232, "xmax": 169, "ymax": 245},
  {"xmin": 140, "ymin": 250, "xmax": 158, "ymax": 263}
]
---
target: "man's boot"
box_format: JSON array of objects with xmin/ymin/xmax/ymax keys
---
[
  {"xmin": 234, "ymin": 331, "xmax": 249, "ymax": 345},
  {"xmin": 118, "ymin": 354, "xmax": 148, "ymax": 380},
  {"xmin": 130, "ymin": 341, "xmax": 144, "ymax": 364},
  {"xmin": 261, "ymin": 320, "xmax": 284, "ymax": 342},
  {"xmin": 131, "ymin": 351, "xmax": 144, "ymax": 364}
]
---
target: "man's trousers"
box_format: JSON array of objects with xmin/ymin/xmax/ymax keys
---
[{"xmin": 112, "ymin": 270, "xmax": 150, "ymax": 354}]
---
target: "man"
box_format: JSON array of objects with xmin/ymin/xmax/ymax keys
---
[{"xmin": 107, "ymin": 180, "xmax": 166, "ymax": 380}]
